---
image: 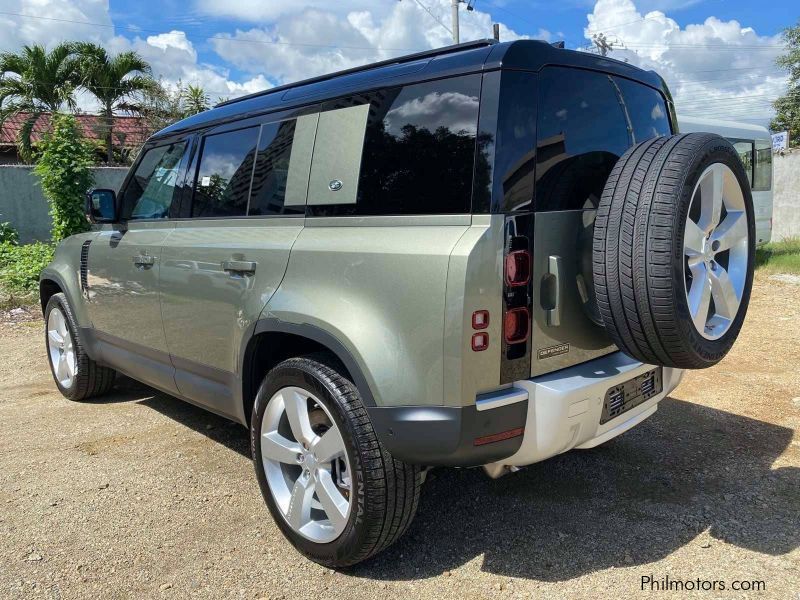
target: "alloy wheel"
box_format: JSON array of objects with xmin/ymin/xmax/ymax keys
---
[
  {"xmin": 683, "ymin": 162, "xmax": 749, "ymax": 340},
  {"xmin": 260, "ymin": 386, "xmax": 352, "ymax": 543},
  {"xmin": 47, "ymin": 307, "xmax": 76, "ymax": 388}
]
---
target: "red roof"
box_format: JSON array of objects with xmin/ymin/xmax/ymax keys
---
[{"xmin": 0, "ymin": 112, "xmax": 149, "ymax": 148}]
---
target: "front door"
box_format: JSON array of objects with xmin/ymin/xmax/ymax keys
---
[
  {"xmin": 86, "ymin": 139, "xmax": 189, "ymax": 394},
  {"xmin": 159, "ymin": 113, "xmax": 314, "ymax": 418}
]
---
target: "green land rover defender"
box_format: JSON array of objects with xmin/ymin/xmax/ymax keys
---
[{"xmin": 40, "ymin": 40, "xmax": 755, "ymax": 567}]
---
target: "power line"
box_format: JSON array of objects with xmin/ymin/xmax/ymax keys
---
[{"xmin": 408, "ymin": 0, "xmax": 453, "ymax": 36}]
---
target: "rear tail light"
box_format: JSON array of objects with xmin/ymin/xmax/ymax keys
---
[
  {"xmin": 505, "ymin": 250, "xmax": 531, "ymax": 287},
  {"xmin": 504, "ymin": 307, "xmax": 530, "ymax": 344}
]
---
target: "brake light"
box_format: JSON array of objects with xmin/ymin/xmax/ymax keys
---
[
  {"xmin": 505, "ymin": 250, "xmax": 531, "ymax": 287},
  {"xmin": 504, "ymin": 307, "xmax": 530, "ymax": 344}
]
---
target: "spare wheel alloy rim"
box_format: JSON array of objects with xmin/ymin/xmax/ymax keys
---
[
  {"xmin": 683, "ymin": 162, "xmax": 749, "ymax": 340},
  {"xmin": 260, "ymin": 386, "xmax": 352, "ymax": 543}
]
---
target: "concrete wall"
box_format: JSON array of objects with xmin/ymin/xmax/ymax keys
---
[
  {"xmin": 0, "ymin": 166, "xmax": 128, "ymax": 243},
  {"xmin": 772, "ymin": 151, "xmax": 800, "ymax": 242}
]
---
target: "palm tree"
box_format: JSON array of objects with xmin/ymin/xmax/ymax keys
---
[
  {"xmin": 0, "ymin": 43, "xmax": 80, "ymax": 161},
  {"xmin": 73, "ymin": 43, "xmax": 155, "ymax": 163},
  {"xmin": 182, "ymin": 84, "xmax": 210, "ymax": 116}
]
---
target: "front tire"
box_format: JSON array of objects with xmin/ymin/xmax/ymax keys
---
[
  {"xmin": 44, "ymin": 293, "xmax": 116, "ymax": 400},
  {"xmin": 251, "ymin": 355, "xmax": 421, "ymax": 567}
]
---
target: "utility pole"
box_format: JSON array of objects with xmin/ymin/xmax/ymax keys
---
[{"xmin": 451, "ymin": 0, "xmax": 460, "ymax": 44}]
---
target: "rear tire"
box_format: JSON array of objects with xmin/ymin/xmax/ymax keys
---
[
  {"xmin": 44, "ymin": 293, "xmax": 116, "ymax": 400},
  {"xmin": 593, "ymin": 133, "xmax": 755, "ymax": 369},
  {"xmin": 251, "ymin": 354, "xmax": 422, "ymax": 567}
]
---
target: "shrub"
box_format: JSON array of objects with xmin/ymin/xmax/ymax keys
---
[
  {"xmin": 33, "ymin": 113, "xmax": 95, "ymax": 242},
  {"xmin": 0, "ymin": 241, "xmax": 54, "ymax": 295},
  {"xmin": 0, "ymin": 221, "xmax": 19, "ymax": 245}
]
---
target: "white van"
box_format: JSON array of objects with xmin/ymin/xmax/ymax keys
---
[{"xmin": 679, "ymin": 116, "xmax": 773, "ymax": 245}]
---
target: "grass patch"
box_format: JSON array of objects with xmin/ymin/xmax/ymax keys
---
[
  {"xmin": 0, "ymin": 241, "xmax": 55, "ymax": 310},
  {"xmin": 755, "ymin": 237, "xmax": 800, "ymax": 275}
]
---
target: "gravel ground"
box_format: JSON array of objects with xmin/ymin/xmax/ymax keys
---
[{"xmin": 1, "ymin": 273, "xmax": 798, "ymax": 599}]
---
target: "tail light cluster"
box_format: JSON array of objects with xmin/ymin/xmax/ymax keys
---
[
  {"xmin": 471, "ymin": 309, "xmax": 490, "ymax": 351},
  {"xmin": 501, "ymin": 217, "xmax": 533, "ymax": 378},
  {"xmin": 503, "ymin": 250, "xmax": 531, "ymax": 344}
]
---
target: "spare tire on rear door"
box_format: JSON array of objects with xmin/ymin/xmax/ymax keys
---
[{"xmin": 592, "ymin": 133, "xmax": 755, "ymax": 369}]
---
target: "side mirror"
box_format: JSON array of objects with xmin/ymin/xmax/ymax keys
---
[{"xmin": 85, "ymin": 189, "xmax": 118, "ymax": 223}]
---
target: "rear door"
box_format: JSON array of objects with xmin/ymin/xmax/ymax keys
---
[
  {"xmin": 531, "ymin": 67, "xmax": 673, "ymax": 376},
  {"xmin": 158, "ymin": 110, "xmax": 316, "ymax": 417}
]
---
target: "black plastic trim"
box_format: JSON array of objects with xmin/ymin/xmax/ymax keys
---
[
  {"xmin": 244, "ymin": 318, "xmax": 377, "ymax": 408},
  {"xmin": 367, "ymin": 400, "xmax": 527, "ymax": 467}
]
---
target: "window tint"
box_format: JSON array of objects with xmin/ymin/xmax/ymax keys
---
[
  {"xmin": 308, "ymin": 74, "xmax": 481, "ymax": 215},
  {"xmin": 730, "ymin": 139, "xmax": 754, "ymax": 186},
  {"xmin": 192, "ymin": 126, "xmax": 259, "ymax": 218},
  {"xmin": 124, "ymin": 141, "xmax": 186, "ymax": 220},
  {"xmin": 248, "ymin": 120, "xmax": 304, "ymax": 215},
  {"xmin": 753, "ymin": 139, "xmax": 772, "ymax": 191},
  {"xmin": 536, "ymin": 68, "xmax": 629, "ymax": 211},
  {"xmin": 614, "ymin": 77, "xmax": 671, "ymax": 142}
]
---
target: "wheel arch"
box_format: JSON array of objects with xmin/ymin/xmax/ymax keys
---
[{"xmin": 240, "ymin": 319, "xmax": 377, "ymax": 426}]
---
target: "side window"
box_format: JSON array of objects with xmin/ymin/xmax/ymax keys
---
[
  {"xmin": 730, "ymin": 139, "xmax": 754, "ymax": 187},
  {"xmin": 535, "ymin": 68, "xmax": 629, "ymax": 211},
  {"xmin": 307, "ymin": 74, "xmax": 481, "ymax": 215},
  {"xmin": 124, "ymin": 141, "xmax": 187, "ymax": 220},
  {"xmin": 614, "ymin": 77, "xmax": 672, "ymax": 142},
  {"xmin": 191, "ymin": 126, "xmax": 259, "ymax": 218},
  {"xmin": 248, "ymin": 119, "xmax": 307, "ymax": 216},
  {"xmin": 753, "ymin": 139, "xmax": 772, "ymax": 191}
]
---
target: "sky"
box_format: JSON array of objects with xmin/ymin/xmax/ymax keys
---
[{"xmin": 0, "ymin": 0, "xmax": 796, "ymax": 127}]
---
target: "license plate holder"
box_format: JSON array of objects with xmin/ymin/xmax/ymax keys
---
[{"xmin": 600, "ymin": 367, "xmax": 663, "ymax": 425}]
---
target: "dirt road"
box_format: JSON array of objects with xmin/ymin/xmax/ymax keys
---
[{"xmin": 1, "ymin": 274, "xmax": 798, "ymax": 599}]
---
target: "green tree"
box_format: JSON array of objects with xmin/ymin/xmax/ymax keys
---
[
  {"xmin": 182, "ymin": 84, "xmax": 210, "ymax": 116},
  {"xmin": 0, "ymin": 43, "xmax": 80, "ymax": 161},
  {"xmin": 73, "ymin": 43, "xmax": 155, "ymax": 164},
  {"xmin": 771, "ymin": 20, "xmax": 800, "ymax": 147},
  {"xmin": 34, "ymin": 113, "xmax": 95, "ymax": 241}
]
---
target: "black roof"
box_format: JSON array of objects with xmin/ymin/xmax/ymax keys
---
[{"xmin": 155, "ymin": 39, "xmax": 668, "ymax": 140}]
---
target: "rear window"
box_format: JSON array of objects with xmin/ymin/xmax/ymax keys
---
[
  {"xmin": 535, "ymin": 67, "xmax": 671, "ymax": 212},
  {"xmin": 192, "ymin": 126, "xmax": 259, "ymax": 218},
  {"xmin": 307, "ymin": 74, "xmax": 481, "ymax": 216}
]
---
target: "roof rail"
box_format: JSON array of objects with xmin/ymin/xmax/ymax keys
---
[{"xmin": 216, "ymin": 39, "xmax": 499, "ymax": 108}]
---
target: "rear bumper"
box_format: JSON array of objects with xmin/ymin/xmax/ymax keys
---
[
  {"xmin": 491, "ymin": 351, "xmax": 684, "ymax": 468},
  {"xmin": 369, "ymin": 351, "xmax": 683, "ymax": 468}
]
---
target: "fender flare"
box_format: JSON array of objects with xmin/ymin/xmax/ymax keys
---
[{"xmin": 243, "ymin": 318, "xmax": 377, "ymax": 407}]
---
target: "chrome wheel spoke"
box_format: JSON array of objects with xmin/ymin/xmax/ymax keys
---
[
  {"xmin": 699, "ymin": 163, "xmax": 724, "ymax": 233},
  {"xmin": 311, "ymin": 426, "xmax": 345, "ymax": 463},
  {"xmin": 282, "ymin": 389, "xmax": 315, "ymax": 445},
  {"xmin": 48, "ymin": 329, "xmax": 63, "ymax": 346},
  {"xmin": 709, "ymin": 266, "xmax": 739, "ymax": 319},
  {"xmin": 684, "ymin": 218, "xmax": 706, "ymax": 257},
  {"xmin": 261, "ymin": 431, "xmax": 303, "ymax": 464},
  {"xmin": 315, "ymin": 470, "xmax": 349, "ymax": 529},
  {"xmin": 285, "ymin": 472, "xmax": 315, "ymax": 531},
  {"xmin": 688, "ymin": 265, "xmax": 712, "ymax": 333},
  {"xmin": 711, "ymin": 211, "xmax": 747, "ymax": 253}
]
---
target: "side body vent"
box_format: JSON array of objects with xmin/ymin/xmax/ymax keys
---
[{"xmin": 79, "ymin": 240, "xmax": 92, "ymax": 295}]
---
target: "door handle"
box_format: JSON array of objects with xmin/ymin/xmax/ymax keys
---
[
  {"xmin": 222, "ymin": 260, "xmax": 257, "ymax": 275},
  {"xmin": 546, "ymin": 255, "xmax": 562, "ymax": 327},
  {"xmin": 133, "ymin": 254, "xmax": 155, "ymax": 267}
]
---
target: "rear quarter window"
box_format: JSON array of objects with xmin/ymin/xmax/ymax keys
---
[
  {"xmin": 307, "ymin": 74, "xmax": 481, "ymax": 216},
  {"xmin": 535, "ymin": 67, "xmax": 671, "ymax": 212}
]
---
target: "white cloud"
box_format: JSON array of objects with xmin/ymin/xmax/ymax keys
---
[
  {"xmin": 208, "ymin": 1, "xmax": 533, "ymax": 85},
  {"xmin": 0, "ymin": 0, "xmax": 271, "ymax": 111},
  {"xmin": 584, "ymin": 0, "xmax": 786, "ymax": 124}
]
